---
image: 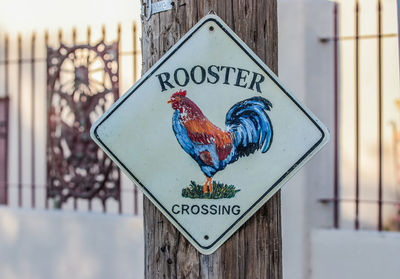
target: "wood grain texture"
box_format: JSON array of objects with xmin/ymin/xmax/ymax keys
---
[{"xmin": 142, "ymin": 1, "xmax": 281, "ymax": 278}]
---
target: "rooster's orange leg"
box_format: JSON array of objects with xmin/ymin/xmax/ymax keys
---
[
  {"xmin": 209, "ymin": 178, "xmax": 213, "ymax": 194},
  {"xmin": 203, "ymin": 177, "xmax": 212, "ymax": 194}
]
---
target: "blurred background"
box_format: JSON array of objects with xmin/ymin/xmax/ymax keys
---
[{"xmin": 0, "ymin": 0, "xmax": 399, "ymax": 278}]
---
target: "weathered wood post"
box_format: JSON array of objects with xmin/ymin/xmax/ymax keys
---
[{"xmin": 141, "ymin": 1, "xmax": 281, "ymax": 278}]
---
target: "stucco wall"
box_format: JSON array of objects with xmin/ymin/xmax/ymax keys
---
[
  {"xmin": 0, "ymin": 207, "xmax": 144, "ymax": 279},
  {"xmin": 311, "ymin": 229, "xmax": 400, "ymax": 279},
  {"xmin": 279, "ymin": 1, "xmax": 335, "ymax": 279}
]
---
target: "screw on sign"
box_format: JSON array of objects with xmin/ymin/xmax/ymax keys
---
[{"xmin": 91, "ymin": 14, "xmax": 329, "ymax": 256}]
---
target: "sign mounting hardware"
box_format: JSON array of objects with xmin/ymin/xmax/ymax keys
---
[
  {"xmin": 141, "ymin": 0, "xmax": 174, "ymax": 21},
  {"xmin": 91, "ymin": 15, "xmax": 329, "ymax": 255}
]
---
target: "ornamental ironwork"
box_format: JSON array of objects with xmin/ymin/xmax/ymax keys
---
[{"xmin": 46, "ymin": 40, "xmax": 120, "ymax": 210}]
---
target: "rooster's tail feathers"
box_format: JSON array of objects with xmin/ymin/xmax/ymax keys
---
[{"xmin": 226, "ymin": 96, "xmax": 273, "ymax": 158}]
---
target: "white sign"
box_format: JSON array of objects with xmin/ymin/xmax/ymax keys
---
[{"xmin": 91, "ymin": 15, "xmax": 329, "ymax": 254}]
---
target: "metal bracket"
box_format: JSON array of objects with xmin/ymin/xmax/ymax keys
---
[{"xmin": 141, "ymin": 0, "xmax": 174, "ymax": 21}]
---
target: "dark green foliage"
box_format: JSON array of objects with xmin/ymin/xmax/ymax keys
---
[{"xmin": 182, "ymin": 181, "xmax": 240, "ymax": 199}]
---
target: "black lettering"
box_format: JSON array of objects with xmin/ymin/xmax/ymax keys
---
[
  {"xmin": 207, "ymin": 65, "xmax": 220, "ymax": 84},
  {"xmin": 156, "ymin": 72, "xmax": 175, "ymax": 92},
  {"xmin": 235, "ymin": 68, "xmax": 250, "ymax": 88},
  {"xmin": 201, "ymin": 204, "xmax": 209, "ymax": 214},
  {"xmin": 222, "ymin": 205, "xmax": 230, "ymax": 215},
  {"xmin": 232, "ymin": 205, "xmax": 241, "ymax": 215},
  {"xmin": 220, "ymin": 66, "xmax": 236, "ymax": 85},
  {"xmin": 174, "ymin": 68, "xmax": 190, "ymax": 87},
  {"xmin": 210, "ymin": 205, "xmax": 217, "ymax": 215},
  {"xmin": 181, "ymin": 204, "xmax": 189, "ymax": 215},
  {"xmin": 249, "ymin": 72, "xmax": 265, "ymax": 93},
  {"xmin": 191, "ymin": 205, "xmax": 200, "ymax": 214},
  {"xmin": 190, "ymin": 65, "xmax": 206, "ymax": 84},
  {"xmin": 172, "ymin": 204, "xmax": 180, "ymax": 214},
  {"xmin": 172, "ymin": 204, "xmax": 241, "ymax": 215}
]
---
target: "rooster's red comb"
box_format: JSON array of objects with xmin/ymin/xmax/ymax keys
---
[{"xmin": 171, "ymin": 89, "xmax": 186, "ymax": 98}]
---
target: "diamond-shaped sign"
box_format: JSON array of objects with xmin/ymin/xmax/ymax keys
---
[{"xmin": 91, "ymin": 15, "xmax": 329, "ymax": 254}]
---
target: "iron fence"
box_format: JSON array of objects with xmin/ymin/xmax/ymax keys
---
[
  {"xmin": 0, "ymin": 22, "xmax": 142, "ymax": 215},
  {"xmin": 321, "ymin": 0, "xmax": 400, "ymax": 231}
]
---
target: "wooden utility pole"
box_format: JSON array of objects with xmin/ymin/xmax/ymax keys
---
[{"xmin": 141, "ymin": 1, "xmax": 281, "ymax": 278}]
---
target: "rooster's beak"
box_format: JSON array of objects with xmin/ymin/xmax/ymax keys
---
[{"xmin": 167, "ymin": 99, "xmax": 172, "ymax": 104}]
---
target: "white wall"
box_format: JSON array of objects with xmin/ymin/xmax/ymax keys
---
[
  {"xmin": 279, "ymin": 1, "xmax": 335, "ymax": 279},
  {"xmin": 311, "ymin": 229, "xmax": 400, "ymax": 279},
  {"xmin": 0, "ymin": 0, "xmax": 142, "ymax": 34},
  {"xmin": 0, "ymin": 207, "xmax": 144, "ymax": 279}
]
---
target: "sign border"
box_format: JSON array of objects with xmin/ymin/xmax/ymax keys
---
[{"xmin": 91, "ymin": 15, "xmax": 330, "ymax": 255}]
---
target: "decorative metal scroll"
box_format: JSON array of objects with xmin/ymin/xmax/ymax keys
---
[{"xmin": 46, "ymin": 40, "xmax": 120, "ymax": 210}]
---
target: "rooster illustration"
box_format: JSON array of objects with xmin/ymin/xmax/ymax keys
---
[{"xmin": 168, "ymin": 89, "xmax": 273, "ymax": 194}]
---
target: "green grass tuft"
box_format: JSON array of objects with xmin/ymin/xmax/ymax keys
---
[{"xmin": 182, "ymin": 181, "xmax": 240, "ymax": 199}]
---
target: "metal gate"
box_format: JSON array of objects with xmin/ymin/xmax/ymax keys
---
[{"xmin": 0, "ymin": 24, "xmax": 141, "ymax": 214}]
